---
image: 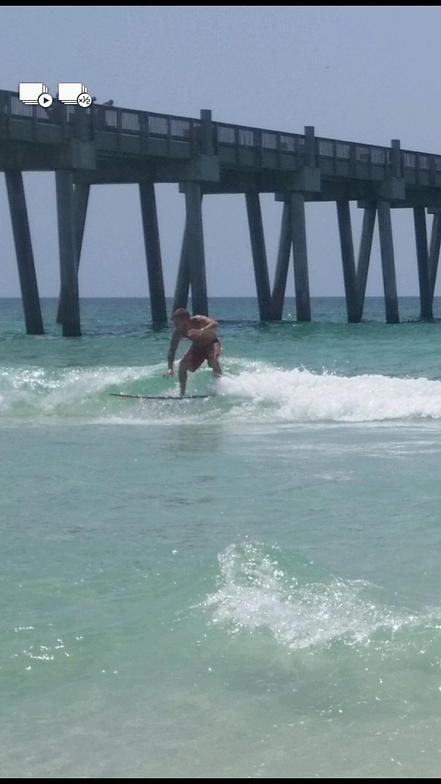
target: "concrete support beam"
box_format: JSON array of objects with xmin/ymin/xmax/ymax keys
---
[
  {"xmin": 376, "ymin": 140, "xmax": 405, "ymax": 202},
  {"xmin": 391, "ymin": 139, "xmax": 402, "ymax": 178},
  {"xmin": 429, "ymin": 213, "xmax": 441, "ymax": 298},
  {"xmin": 304, "ymin": 126, "xmax": 316, "ymax": 168},
  {"xmin": 377, "ymin": 177, "xmax": 406, "ymax": 201},
  {"xmin": 245, "ymin": 191, "xmax": 273, "ymax": 320},
  {"xmin": 55, "ymin": 171, "xmax": 81, "ymax": 336},
  {"xmin": 271, "ymin": 202, "xmax": 292, "ymax": 320},
  {"xmin": 139, "ymin": 182, "xmax": 167, "ymax": 325},
  {"xmin": 337, "ymin": 200, "xmax": 359, "ymax": 323},
  {"xmin": 413, "ymin": 207, "xmax": 433, "ymax": 320},
  {"xmin": 5, "ymin": 170, "xmax": 44, "ymax": 335},
  {"xmin": 289, "ymin": 167, "xmax": 321, "ymax": 192},
  {"xmin": 184, "ymin": 183, "xmax": 208, "ymax": 315},
  {"xmin": 74, "ymin": 183, "xmax": 90, "ymax": 263},
  {"xmin": 56, "ymin": 182, "xmax": 90, "ymax": 323},
  {"xmin": 290, "ymin": 192, "xmax": 311, "ymax": 321},
  {"xmin": 200, "ymin": 109, "xmax": 214, "ymax": 155},
  {"xmin": 357, "ymin": 205, "xmax": 376, "ymax": 319},
  {"xmin": 377, "ymin": 199, "xmax": 399, "ymax": 323},
  {"xmin": 173, "ymin": 224, "xmax": 190, "ymax": 312}
]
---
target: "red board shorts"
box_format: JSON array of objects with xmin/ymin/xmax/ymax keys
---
[{"xmin": 182, "ymin": 340, "xmax": 221, "ymax": 372}]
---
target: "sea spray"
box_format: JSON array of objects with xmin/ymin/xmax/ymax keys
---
[{"xmin": 202, "ymin": 542, "xmax": 440, "ymax": 650}]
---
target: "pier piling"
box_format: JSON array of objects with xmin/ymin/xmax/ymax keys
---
[
  {"xmin": 139, "ymin": 182, "xmax": 167, "ymax": 325},
  {"xmin": 272, "ymin": 202, "xmax": 292, "ymax": 320},
  {"xmin": 377, "ymin": 199, "xmax": 399, "ymax": 324},
  {"xmin": 356, "ymin": 205, "xmax": 376, "ymax": 320},
  {"xmin": 55, "ymin": 171, "xmax": 81, "ymax": 337},
  {"xmin": 428, "ymin": 211, "xmax": 441, "ymax": 300},
  {"xmin": 56, "ymin": 182, "xmax": 90, "ymax": 324},
  {"xmin": 184, "ymin": 183, "xmax": 208, "ymax": 316},
  {"xmin": 290, "ymin": 192, "xmax": 311, "ymax": 322},
  {"xmin": 173, "ymin": 224, "xmax": 191, "ymax": 312},
  {"xmin": 245, "ymin": 191, "xmax": 273, "ymax": 320},
  {"xmin": 5, "ymin": 171, "xmax": 44, "ymax": 335},
  {"xmin": 413, "ymin": 206, "xmax": 433, "ymax": 320},
  {"xmin": 337, "ymin": 200, "xmax": 359, "ymax": 323}
]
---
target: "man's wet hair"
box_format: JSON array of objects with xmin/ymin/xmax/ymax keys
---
[{"xmin": 172, "ymin": 308, "xmax": 190, "ymax": 319}]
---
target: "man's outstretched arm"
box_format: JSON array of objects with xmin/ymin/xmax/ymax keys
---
[{"xmin": 164, "ymin": 330, "xmax": 181, "ymax": 376}]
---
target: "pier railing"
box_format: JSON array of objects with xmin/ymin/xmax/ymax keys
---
[{"xmin": 3, "ymin": 88, "xmax": 441, "ymax": 185}]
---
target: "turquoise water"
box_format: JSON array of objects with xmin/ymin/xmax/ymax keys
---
[{"xmin": 2, "ymin": 297, "xmax": 441, "ymax": 778}]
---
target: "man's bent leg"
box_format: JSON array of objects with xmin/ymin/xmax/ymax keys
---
[
  {"xmin": 208, "ymin": 342, "xmax": 222, "ymax": 378},
  {"xmin": 211, "ymin": 358, "xmax": 222, "ymax": 378},
  {"xmin": 178, "ymin": 359, "xmax": 188, "ymax": 396}
]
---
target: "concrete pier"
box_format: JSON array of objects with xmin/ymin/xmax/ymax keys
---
[
  {"xmin": 173, "ymin": 224, "xmax": 190, "ymax": 312},
  {"xmin": 184, "ymin": 183, "xmax": 208, "ymax": 316},
  {"xmin": 55, "ymin": 171, "xmax": 81, "ymax": 337},
  {"xmin": 413, "ymin": 207, "xmax": 432, "ymax": 320},
  {"xmin": 290, "ymin": 193, "xmax": 311, "ymax": 322},
  {"xmin": 429, "ymin": 212, "xmax": 441, "ymax": 297},
  {"xmin": 356, "ymin": 205, "xmax": 376, "ymax": 320},
  {"xmin": 272, "ymin": 203, "xmax": 292, "ymax": 320},
  {"xmin": 139, "ymin": 182, "xmax": 167, "ymax": 325},
  {"xmin": 377, "ymin": 200, "xmax": 399, "ymax": 324},
  {"xmin": 56, "ymin": 182, "xmax": 90, "ymax": 324},
  {"xmin": 337, "ymin": 200, "xmax": 359, "ymax": 323},
  {"xmin": 5, "ymin": 171, "xmax": 44, "ymax": 335},
  {"xmin": 2, "ymin": 87, "xmax": 441, "ymax": 330},
  {"xmin": 245, "ymin": 191, "xmax": 272, "ymax": 320}
]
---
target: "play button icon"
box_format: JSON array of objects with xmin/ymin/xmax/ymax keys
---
[{"xmin": 38, "ymin": 92, "xmax": 53, "ymax": 108}]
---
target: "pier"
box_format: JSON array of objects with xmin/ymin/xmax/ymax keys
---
[{"xmin": 2, "ymin": 87, "xmax": 441, "ymax": 334}]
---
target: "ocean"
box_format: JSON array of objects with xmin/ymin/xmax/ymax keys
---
[{"xmin": 2, "ymin": 296, "xmax": 441, "ymax": 778}]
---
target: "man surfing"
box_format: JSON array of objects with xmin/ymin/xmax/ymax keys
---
[{"xmin": 163, "ymin": 308, "xmax": 222, "ymax": 396}]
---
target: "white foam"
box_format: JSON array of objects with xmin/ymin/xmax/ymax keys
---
[
  {"xmin": 202, "ymin": 542, "xmax": 436, "ymax": 650},
  {"xmin": 0, "ymin": 364, "xmax": 157, "ymax": 415},
  {"xmin": 218, "ymin": 366, "xmax": 441, "ymax": 422}
]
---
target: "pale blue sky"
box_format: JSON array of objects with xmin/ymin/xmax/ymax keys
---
[{"xmin": 1, "ymin": 5, "xmax": 440, "ymax": 298}]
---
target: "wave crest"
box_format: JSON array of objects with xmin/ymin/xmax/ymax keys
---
[
  {"xmin": 218, "ymin": 367, "xmax": 441, "ymax": 422},
  {"xmin": 3, "ymin": 360, "xmax": 441, "ymax": 424}
]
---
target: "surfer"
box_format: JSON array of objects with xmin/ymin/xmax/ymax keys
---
[{"xmin": 163, "ymin": 308, "xmax": 222, "ymax": 396}]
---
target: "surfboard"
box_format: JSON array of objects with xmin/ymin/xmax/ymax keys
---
[{"xmin": 109, "ymin": 393, "xmax": 214, "ymax": 400}]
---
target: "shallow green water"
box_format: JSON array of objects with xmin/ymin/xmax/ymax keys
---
[{"xmin": 2, "ymin": 297, "xmax": 441, "ymax": 778}]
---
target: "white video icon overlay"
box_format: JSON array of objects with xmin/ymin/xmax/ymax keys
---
[
  {"xmin": 19, "ymin": 82, "xmax": 50, "ymax": 105},
  {"xmin": 58, "ymin": 83, "xmax": 90, "ymax": 106},
  {"xmin": 18, "ymin": 81, "xmax": 93, "ymax": 110}
]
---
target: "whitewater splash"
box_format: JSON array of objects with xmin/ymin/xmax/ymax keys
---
[
  {"xmin": 3, "ymin": 360, "xmax": 441, "ymax": 423},
  {"xmin": 218, "ymin": 365, "xmax": 441, "ymax": 422},
  {"xmin": 0, "ymin": 364, "xmax": 155, "ymax": 419},
  {"xmin": 202, "ymin": 542, "xmax": 438, "ymax": 651}
]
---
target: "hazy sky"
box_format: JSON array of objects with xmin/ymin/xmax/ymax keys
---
[{"xmin": 1, "ymin": 5, "xmax": 441, "ymax": 299}]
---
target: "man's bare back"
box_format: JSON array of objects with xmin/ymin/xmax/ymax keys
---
[{"xmin": 186, "ymin": 315, "xmax": 218, "ymax": 348}]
